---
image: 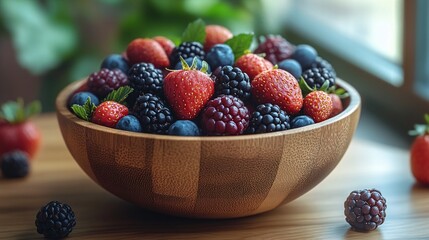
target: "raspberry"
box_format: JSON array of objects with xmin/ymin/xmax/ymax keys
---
[
  {"xmin": 201, "ymin": 95, "xmax": 250, "ymax": 136},
  {"xmin": 170, "ymin": 41, "xmax": 205, "ymax": 67},
  {"xmin": 0, "ymin": 150, "xmax": 29, "ymax": 178},
  {"xmin": 132, "ymin": 93, "xmax": 174, "ymax": 134},
  {"xmin": 344, "ymin": 189, "xmax": 387, "ymax": 231},
  {"xmin": 254, "ymin": 35, "xmax": 295, "ymax": 64},
  {"xmin": 128, "ymin": 62, "xmax": 164, "ymax": 105},
  {"xmin": 87, "ymin": 68, "xmax": 129, "ymax": 98},
  {"xmin": 309, "ymin": 56, "xmax": 337, "ymax": 78},
  {"xmin": 35, "ymin": 201, "xmax": 76, "ymax": 239},
  {"xmin": 246, "ymin": 103, "xmax": 290, "ymax": 134},
  {"xmin": 302, "ymin": 67, "xmax": 336, "ymax": 89},
  {"xmin": 213, "ymin": 65, "xmax": 251, "ymax": 102}
]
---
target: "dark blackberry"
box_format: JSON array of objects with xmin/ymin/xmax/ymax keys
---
[
  {"xmin": 246, "ymin": 103, "xmax": 290, "ymax": 134},
  {"xmin": 344, "ymin": 189, "xmax": 387, "ymax": 231},
  {"xmin": 128, "ymin": 62, "xmax": 164, "ymax": 104},
  {"xmin": 254, "ymin": 35, "xmax": 295, "ymax": 64},
  {"xmin": 201, "ymin": 95, "xmax": 250, "ymax": 136},
  {"xmin": 170, "ymin": 41, "xmax": 205, "ymax": 67},
  {"xmin": 35, "ymin": 201, "xmax": 76, "ymax": 239},
  {"xmin": 0, "ymin": 150, "xmax": 29, "ymax": 178},
  {"xmin": 132, "ymin": 93, "xmax": 174, "ymax": 134},
  {"xmin": 309, "ymin": 56, "xmax": 337, "ymax": 78},
  {"xmin": 302, "ymin": 67, "xmax": 336, "ymax": 89},
  {"xmin": 213, "ymin": 65, "xmax": 251, "ymax": 101},
  {"xmin": 87, "ymin": 68, "xmax": 129, "ymax": 98}
]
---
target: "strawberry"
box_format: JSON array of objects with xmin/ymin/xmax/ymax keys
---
[
  {"xmin": 235, "ymin": 53, "xmax": 273, "ymax": 80},
  {"xmin": 0, "ymin": 99, "xmax": 41, "ymax": 160},
  {"xmin": 302, "ymin": 91, "xmax": 333, "ymax": 123},
  {"xmin": 329, "ymin": 93, "xmax": 343, "ymax": 117},
  {"xmin": 164, "ymin": 57, "xmax": 214, "ymax": 120},
  {"xmin": 251, "ymin": 69, "xmax": 303, "ymax": 115},
  {"xmin": 153, "ymin": 36, "xmax": 175, "ymax": 56},
  {"xmin": 126, "ymin": 38, "xmax": 170, "ymax": 68},
  {"xmin": 91, "ymin": 101, "xmax": 129, "ymax": 128},
  {"xmin": 409, "ymin": 114, "xmax": 429, "ymax": 185},
  {"xmin": 204, "ymin": 25, "xmax": 233, "ymax": 51}
]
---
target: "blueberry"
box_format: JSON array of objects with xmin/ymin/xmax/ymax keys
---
[
  {"xmin": 168, "ymin": 120, "xmax": 200, "ymax": 136},
  {"xmin": 291, "ymin": 115, "xmax": 315, "ymax": 129},
  {"xmin": 115, "ymin": 115, "xmax": 142, "ymax": 132},
  {"xmin": 290, "ymin": 44, "xmax": 318, "ymax": 69},
  {"xmin": 278, "ymin": 59, "xmax": 302, "ymax": 80},
  {"xmin": 68, "ymin": 91, "xmax": 100, "ymax": 107},
  {"xmin": 205, "ymin": 44, "xmax": 234, "ymax": 70},
  {"xmin": 100, "ymin": 54, "xmax": 129, "ymax": 74},
  {"xmin": 1, "ymin": 150, "xmax": 29, "ymax": 178},
  {"xmin": 174, "ymin": 57, "xmax": 211, "ymax": 73}
]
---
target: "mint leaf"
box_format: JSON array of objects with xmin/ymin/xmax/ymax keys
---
[
  {"xmin": 181, "ymin": 19, "xmax": 206, "ymax": 44},
  {"xmin": 225, "ymin": 33, "xmax": 254, "ymax": 60},
  {"xmin": 0, "ymin": 98, "xmax": 41, "ymax": 123},
  {"xmin": 103, "ymin": 86, "xmax": 134, "ymax": 104},
  {"xmin": 298, "ymin": 77, "xmax": 313, "ymax": 97},
  {"xmin": 70, "ymin": 97, "xmax": 95, "ymax": 121}
]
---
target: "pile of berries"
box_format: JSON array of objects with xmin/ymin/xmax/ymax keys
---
[{"xmin": 69, "ymin": 19, "xmax": 348, "ymax": 136}]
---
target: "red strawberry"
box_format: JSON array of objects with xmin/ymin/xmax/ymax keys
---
[
  {"xmin": 303, "ymin": 91, "xmax": 333, "ymax": 123},
  {"xmin": 329, "ymin": 93, "xmax": 343, "ymax": 117},
  {"xmin": 251, "ymin": 69, "xmax": 303, "ymax": 115},
  {"xmin": 164, "ymin": 58, "xmax": 214, "ymax": 120},
  {"xmin": 0, "ymin": 99, "xmax": 41, "ymax": 160},
  {"xmin": 153, "ymin": 36, "xmax": 175, "ymax": 56},
  {"xmin": 235, "ymin": 53, "xmax": 274, "ymax": 80},
  {"xmin": 91, "ymin": 101, "xmax": 128, "ymax": 128},
  {"xmin": 126, "ymin": 38, "xmax": 170, "ymax": 68},
  {"xmin": 204, "ymin": 25, "xmax": 233, "ymax": 51},
  {"xmin": 409, "ymin": 114, "xmax": 429, "ymax": 185}
]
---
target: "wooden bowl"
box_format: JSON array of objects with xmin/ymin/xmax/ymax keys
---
[{"xmin": 56, "ymin": 79, "xmax": 361, "ymax": 219}]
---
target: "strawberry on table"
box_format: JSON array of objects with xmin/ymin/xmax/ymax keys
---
[
  {"xmin": 302, "ymin": 91, "xmax": 333, "ymax": 123},
  {"xmin": 409, "ymin": 114, "xmax": 429, "ymax": 185},
  {"xmin": 235, "ymin": 53, "xmax": 273, "ymax": 80},
  {"xmin": 126, "ymin": 38, "xmax": 170, "ymax": 68},
  {"xmin": 164, "ymin": 57, "xmax": 214, "ymax": 120},
  {"xmin": 251, "ymin": 68, "xmax": 303, "ymax": 115}
]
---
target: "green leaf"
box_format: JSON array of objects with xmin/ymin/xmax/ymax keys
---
[
  {"xmin": 0, "ymin": 99, "xmax": 41, "ymax": 123},
  {"xmin": 319, "ymin": 80, "xmax": 330, "ymax": 92},
  {"xmin": 103, "ymin": 86, "xmax": 134, "ymax": 104},
  {"xmin": 225, "ymin": 33, "xmax": 254, "ymax": 60},
  {"xmin": 181, "ymin": 18, "xmax": 206, "ymax": 44},
  {"xmin": 298, "ymin": 77, "xmax": 313, "ymax": 97},
  {"xmin": 71, "ymin": 105, "xmax": 90, "ymax": 121},
  {"xmin": 25, "ymin": 100, "xmax": 42, "ymax": 119},
  {"xmin": 425, "ymin": 114, "xmax": 429, "ymax": 125}
]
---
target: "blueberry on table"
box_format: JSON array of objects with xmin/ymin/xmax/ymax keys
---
[{"xmin": 0, "ymin": 150, "xmax": 30, "ymax": 178}]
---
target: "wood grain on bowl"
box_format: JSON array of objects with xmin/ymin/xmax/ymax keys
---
[{"xmin": 56, "ymin": 79, "xmax": 361, "ymax": 219}]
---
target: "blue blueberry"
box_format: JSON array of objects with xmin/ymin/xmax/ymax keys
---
[
  {"xmin": 1, "ymin": 150, "xmax": 29, "ymax": 178},
  {"xmin": 68, "ymin": 91, "xmax": 99, "ymax": 107},
  {"xmin": 174, "ymin": 57, "xmax": 211, "ymax": 73},
  {"xmin": 278, "ymin": 59, "xmax": 302, "ymax": 80},
  {"xmin": 115, "ymin": 115, "xmax": 142, "ymax": 132},
  {"xmin": 290, "ymin": 44, "xmax": 318, "ymax": 69},
  {"xmin": 205, "ymin": 44, "xmax": 234, "ymax": 70},
  {"xmin": 291, "ymin": 115, "xmax": 315, "ymax": 129},
  {"xmin": 100, "ymin": 54, "xmax": 129, "ymax": 74},
  {"xmin": 167, "ymin": 120, "xmax": 200, "ymax": 136}
]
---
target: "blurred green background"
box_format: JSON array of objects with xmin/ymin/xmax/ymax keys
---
[{"xmin": 0, "ymin": 0, "xmax": 268, "ymax": 112}]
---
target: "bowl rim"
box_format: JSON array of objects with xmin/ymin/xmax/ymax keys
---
[{"xmin": 56, "ymin": 78, "xmax": 361, "ymax": 142}]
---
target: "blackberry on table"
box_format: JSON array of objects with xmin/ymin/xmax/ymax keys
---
[
  {"xmin": 132, "ymin": 93, "xmax": 174, "ymax": 134},
  {"xmin": 87, "ymin": 68, "xmax": 129, "ymax": 98},
  {"xmin": 302, "ymin": 67, "xmax": 336, "ymax": 89},
  {"xmin": 128, "ymin": 62, "xmax": 164, "ymax": 100},
  {"xmin": 246, "ymin": 103, "xmax": 290, "ymax": 134},
  {"xmin": 213, "ymin": 65, "xmax": 251, "ymax": 102},
  {"xmin": 170, "ymin": 41, "xmax": 205, "ymax": 67},
  {"xmin": 35, "ymin": 201, "xmax": 76, "ymax": 239},
  {"xmin": 344, "ymin": 189, "xmax": 387, "ymax": 231},
  {"xmin": 0, "ymin": 150, "xmax": 29, "ymax": 178}
]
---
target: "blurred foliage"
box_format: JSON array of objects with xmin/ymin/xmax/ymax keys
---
[{"xmin": 0, "ymin": 0, "xmax": 262, "ymax": 111}]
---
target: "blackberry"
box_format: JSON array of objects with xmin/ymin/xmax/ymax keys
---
[
  {"xmin": 35, "ymin": 201, "xmax": 76, "ymax": 239},
  {"xmin": 128, "ymin": 62, "xmax": 164, "ymax": 99},
  {"xmin": 0, "ymin": 150, "xmax": 29, "ymax": 178},
  {"xmin": 344, "ymin": 189, "xmax": 387, "ymax": 231},
  {"xmin": 246, "ymin": 103, "xmax": 290, "ymax": 134},
  {"xmin": 87, "ymin": 68, "xmax": 129, "ymax": 98},
  {"xmin": 213, "ymin": 65, "xmax": 251, "ymax": 101},
  {"xmin": 132, "ymin": 93, "xmax": 174, "ymax": 134},
  {"xmin": 201, "ymin": 95, "xmax": 250, "ymax": 136},
  {"xmin": 170, "ymin": 41, "xmax": 205, "ymax": 67},
  {"xmin": 302, "ymin": 67, "xmax": 336, "ymax": 89},
  {"xmin": 309, "ymin": 56, "xmax": 337, "ymax": 78},
  {"xmin": 254, "ymin": 35, "xmax": 295, "ymax": 64}
]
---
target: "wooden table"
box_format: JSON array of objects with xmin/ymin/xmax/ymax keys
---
[{"xmin": 1, "ymin": 114, "xmax": 428, "ymax": 240}]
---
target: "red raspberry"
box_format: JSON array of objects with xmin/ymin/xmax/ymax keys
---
[
  {"xmin": 87, "ymin": 68, "xmax": 128, "ymax": 98},
  {"xmin": 254, "ymin": 35, "xmax": 295, "ymax": 64},
  {"xmin": 201, "ymin": 95, "xmax": 250, "ymax": 136}
]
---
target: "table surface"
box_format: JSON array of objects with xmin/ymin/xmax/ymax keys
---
[{"xmin": 1, "ymin": 114, "xmax": 428, "ymax": 240}]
